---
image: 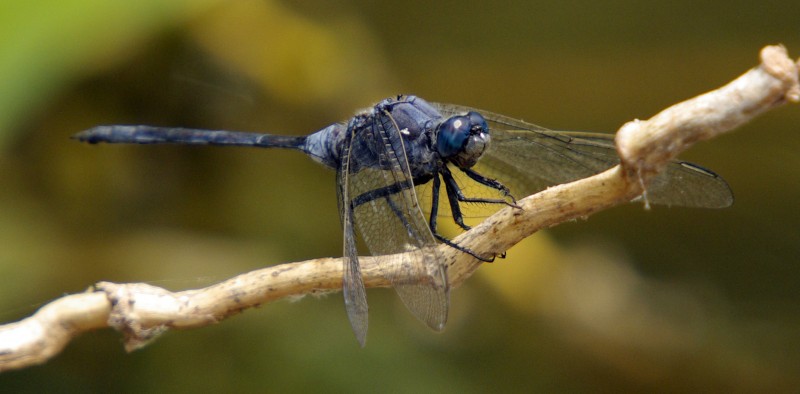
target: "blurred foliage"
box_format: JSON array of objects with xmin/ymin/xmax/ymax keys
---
[{"xmin": 1, "ymin": 0, "xmax": 800, "ymax": 392}]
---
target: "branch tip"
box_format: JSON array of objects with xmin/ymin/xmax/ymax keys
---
[{"xmin": 760, "ymin": 45, "xmax": 800, "ymax": 102}]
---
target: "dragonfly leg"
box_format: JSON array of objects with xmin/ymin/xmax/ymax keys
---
[
  {"xmin": 351, "ymin": 177, "xmax": 427, "ymax": 242},
  {"xmin": 350, "ymin": 179, "xmax": 416, "ymax": 208},
  {"xmin": 350, "ymin": 172, "xmax": 495, "ymax": 262},
  {"xmin": 428, "ymin": 175, "xmax": 495, "ymax": 263},
  {"xmin": 444, "ymin": 167, "xmax": 519, "ymax": 208},
  {"xmin": 439, "ymin": 168, "xmax": 472, "ymax": 231},
  {"xmin": 459, "ymin": 168, "xmax": 520, "ymax": 207},
  {"xmin": 384, "ymin": 195, "xmax": 421, "ymax": 241}
]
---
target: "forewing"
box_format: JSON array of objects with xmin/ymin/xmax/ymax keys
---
[
  {"xmin": 346, "ymin": 111, "xmax": 449, "ymax": 332},
  {"xmin": 434, "ymin": 103, "xmax": 733, "ymax": 208},
  {"xmin": 337, "ymin": 133, "xmax": 369, "ymax": 346}
]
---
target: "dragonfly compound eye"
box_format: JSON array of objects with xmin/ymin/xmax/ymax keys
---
[
  {"xmin": 436, "ymin": 115, "xmax": 471, "ymax": 158},
  {"xmin": 467, "ymin": 111, "xmax": 489, "ymax": 136},
  {"xmin": 437, "ymin": 113, "xmax": 490, "ymax": 169}
]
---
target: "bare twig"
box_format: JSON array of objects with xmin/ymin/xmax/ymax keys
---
[{"xmin": 1, "ymin": 45, "xmax": 797, "ymax": 372}]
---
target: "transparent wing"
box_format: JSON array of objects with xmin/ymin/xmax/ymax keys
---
[
  {"xmin": 345, "ymin": 110, "xmax": 449, "ymax": 334},
  {"xmin": 337, "ymin": 135, "xmax": 369, "ymax": 346},
  {"xmin": 434, "ymin": 103, "xmax": 733, "ymax": 208}
]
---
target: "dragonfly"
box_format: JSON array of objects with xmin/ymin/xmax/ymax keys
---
[{"xmin": 74, "ymin": 95, "xmax": 733, "ymax": 345}]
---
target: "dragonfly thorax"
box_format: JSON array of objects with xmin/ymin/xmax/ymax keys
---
[{"xmin": 436, "ymin": 111, "xmax": 491, "ymax": 169}]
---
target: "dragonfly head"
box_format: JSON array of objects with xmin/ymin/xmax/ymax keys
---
[{"xmin": 436, "ymin": 111, "xmax": 490, "ymax": 168}]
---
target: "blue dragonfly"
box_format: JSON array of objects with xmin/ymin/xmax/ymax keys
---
[{"xmin": 75, "ymin": 95, "xmax": 732, "ymax": 345}]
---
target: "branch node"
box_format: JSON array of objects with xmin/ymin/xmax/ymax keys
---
[{"xmin": 96, "ymin": 282, "xmax": 170, "ymax": 351}]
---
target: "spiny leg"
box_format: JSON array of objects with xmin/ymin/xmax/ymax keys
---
[
  {"xmin": 351, "ymin": 178, "xmax": 415, "ymax": 208},
  {"xmin": 428, "ymin": 174, "xmax": 494, "ymax": 263},
  {"xmin": 384, "ymin": 195, "xmax": 421, "ymax": 241},
  {"xmin": 440, "ymin": 167, "xmax": 472, "ymax": 231},
  {"xmin": 351, "ymin": 176, "xmax": 427, "ymax": 242},
  {"xmin": 459, "ymin": 167, "xmax": 519, "ymax": 207},
  {"xmin": 442, "ymin": 167, "xmax": 519, "ymax": 261}
]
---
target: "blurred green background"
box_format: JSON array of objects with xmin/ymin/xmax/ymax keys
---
[{"xmin": 2, "ymin": 0, "xmax": 799, "ymax": 392}]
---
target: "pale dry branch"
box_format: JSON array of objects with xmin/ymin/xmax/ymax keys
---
[{"xmin": 1, "ymin": 45, "xmax": 797, "ymax": 372}]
